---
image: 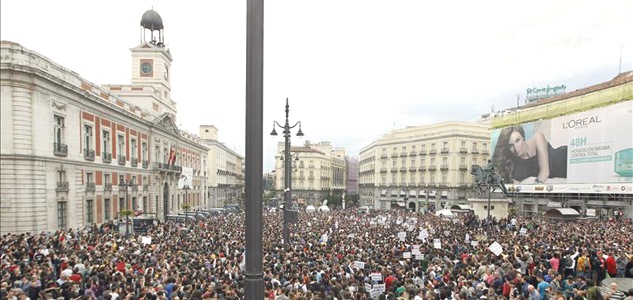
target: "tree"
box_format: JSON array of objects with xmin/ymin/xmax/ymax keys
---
[
  {"xmin": 346, "ymin": 194, "xmax": 360, "ymax": 206},
  {"xmin": 326, "ymin": 194, "xmax": 342, "ymax": 208}
]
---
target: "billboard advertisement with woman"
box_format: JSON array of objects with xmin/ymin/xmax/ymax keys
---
[{"xmin": 490, "ymin": 100, "xmax": 633, "ymax": 194}]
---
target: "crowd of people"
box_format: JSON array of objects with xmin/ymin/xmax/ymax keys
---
[{"xmin": 1, "ymin": 208, "xmax": 632, "ymax": 300}]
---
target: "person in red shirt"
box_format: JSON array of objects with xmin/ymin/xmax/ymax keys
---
[
  {"xmin": 605, "ymin": 251, "xmax": 617, "ymax": 278},
  {"xmin": 385, "ymin": 272, "xmax": 397, "ymax": 291}
]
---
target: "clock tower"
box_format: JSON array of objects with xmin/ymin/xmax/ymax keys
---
[{"xmin": 130, "ymin": 9, "xmax": 173, "ymax": 98}]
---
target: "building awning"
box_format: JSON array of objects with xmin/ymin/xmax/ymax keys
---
[
  {"xmin": 544, "ymin": 208, "xmax": 581, "ymax": 220},
  {"xmin": 450, "ymin": 204, "xmax": 473, "ymax": 212}
]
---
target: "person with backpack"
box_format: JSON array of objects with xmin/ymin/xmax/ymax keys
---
[
  {"xmin": 577, "ymin": 252, "xmax": 591, "ymax": 280},
  {"xmin": 564, "ymin": 250, "xmax": 580, "ymax": 278}
]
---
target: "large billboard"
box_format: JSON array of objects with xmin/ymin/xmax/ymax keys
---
[{"xmin": 490, "ymin": 101, "xmax": 633, "ymax": 194}]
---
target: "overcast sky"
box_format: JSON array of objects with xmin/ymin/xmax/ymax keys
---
[{"xmin": 2, "ymin": 0, "xmax": 632, "ymax": 172}]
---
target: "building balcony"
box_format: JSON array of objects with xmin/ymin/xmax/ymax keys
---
[
  {"xmin": 117, "ymin": 155, "xmax": 126, "ymax": 165},
  {"xmin": 399, "ymin": 152, "xmax": 408, "ymax": 157},
  {"xmin": 84, "ymin": 149, "xmax": 95, "ymax": 161},
  {"xmin": 440, "ymin": 164, "xmax": 449, "ymax": 170},
  {"xmin": 380, "ymin": 167, "xmax": 388, "ymax": 173},
  {"xmin": 390, "ymin": 153, "xmax": 398, "ymax": 158},
  {"xmin": 459, "ymin": 164, "xmax": 468, "ymax": 170},
  {"xmin": 428, "ymin": 181, "xmax": 437, "ymax": 187},
  {"xmin": 380, "ymin": 154, "xmax": 388, "ymax": 159},
  {"xmin": 104, "ymin": 183, "xmax": 112, "ymax": 191},
  {"xmin": 56, "ymin": 182, "xmax": 69, "ymax": 192},
  {"xmin": 86, "ymin": 182, "xmax": 96, "ymax": 191},
  {"xmin": 131, "ymin": 158, "xmax": 138, "ymax": 167},
  {"xmin": 53, "ymin": 143, "xmax": 68, "ymax": 156},
  {"xmin": 308, "ymin": 175, "xmax": 315, "ymax": 179},
  {"xmin": 308, "ymin": 164, "xmax": 315, "ymax": 168},
  {"xmin": 482, "ymin": 149, "xmax": 490, "ymax": 155},
  {"xmin": 409, "ymin": 166, "xmax": 417, "ymax": 172},
  {"xmin": 471, "ymin": 149, "xmax": 479, "ymax": 154},
  {"xmin": 428, "ymin": 165, "xmax": 437, "ymax": 171},
  {"xmin": 142, "ymin": 160, "xmax": 149, "ymax": 169},
  {"xmin": 155, "ymin": 162, "xmax": 169, "ymax": 172},
  {"xmin": 419, "ymin": 150, "xmax": 427, "ymax": 156},
  {"xmin": 418, "ymin": 166, "xmax": 426, "ymax": 171},
  {"xmin": 102, "ymin": 152, "xmax": 112, "ymax": 163},
  {"xmin": 429, "ymin": 149, "xmax": 437, "ymax": 155},
  {"xmin": 439, "ymin": 182, "xmax": 449, "ymax": 188},
  {"xmin": 399, "ymin": 167, "xmax": 408, "ymax": 172},
  {"xmin": 390, "ymin": 168, "xmax": 398, "ymax": 173},
  {"xmin": 459, "ymin": 148, "xmax": 468, "ymax": 154},
  {"xmin": 458, "ymin": 182, "xmax": 469, "ymax": 188},
  {"xmin": 441, "ymin": 148, "xmax": 449, "ymax": 154},
  {"xmin": 409, "ymin": 151, "xmax": 417, "ymax": 156}
]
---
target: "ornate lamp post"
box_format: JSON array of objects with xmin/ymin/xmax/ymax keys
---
[
  {"xmin": 119, "ymin": 179, "xmax": 135, "ymax": 238},
  {"xmin": 271, "ymin": 98, "xmax": 304, "ymax": 246}
]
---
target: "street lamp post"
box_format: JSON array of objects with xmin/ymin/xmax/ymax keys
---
[
  {"xmin": 271, "ymin": 98, "xmax": 304, "ymax": 246},
  {"xmin": 119, "ymin": 179, "xmax": 133, "ymax": 237},
  {"xmin": 183, "ymin": 185, "xmax": 190, "ymax": 224}
]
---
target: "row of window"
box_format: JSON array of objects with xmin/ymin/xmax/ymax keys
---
[
  {"xmin": 380, "ymin": 156, "xmax": 483, "ymax": 168},
  {"xmin": 57, "ymin": 170, "xmax": 148, "ymax": 191},
  {"xmin": 57, "ymin": 196, "xmax": 148, "ymax": 229},
  {"xmin": 54, "ymin": 114, "xmax": 203, "ymax": 168},
  {"xmin": 382, "ymin": 141, "xmax": 489, "ymax": 154}
]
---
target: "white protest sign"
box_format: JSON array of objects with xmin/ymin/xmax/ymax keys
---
[
  {"xmin": 519, "ymin": 227, "xmax": 527, "ymax": 235},
  {"xmin": 370, "ymin": 272, "xmax": 383, "ymax": 282},
  {"xmin": 415, "ymin": 254, "xmax": 425, "ymax": 260},
  {"xmin": 419, "ymin": 229, "xmax": 429, "ymax": 239},
  {"xmin": 433, "ymin": 239, "xmax": 442, "ymax": 249},
  {"xmin": 141, "ymin": 236, "xmax": 152, "ymax": 245},
  {"xmin": 353, "ymin": 261, "xmax": 365, "ymax": 269},
  {"xmin": 471, "ymin": 240, "xmax": 479, "ymax": 247},
  {"xmin": 373, "ymin": 283, "xmax": 386, "ymax": 293},
  {"xmin": 403, "ymin": 252, "xmax": 411, "ymax": 259},
  {"xmin": 488, "ymin": 241, "xmax": 503, "ymax": 256},
  {"xmin": 465, "ymin": 233, "xmax": 470, "ymax": 242}
]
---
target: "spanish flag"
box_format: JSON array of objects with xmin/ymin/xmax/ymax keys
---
[{"xmin": 168, "ymin": 147, "xmax": 176, "ymax": 165}]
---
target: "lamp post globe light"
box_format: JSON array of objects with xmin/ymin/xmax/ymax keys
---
[{"xmin": 271, "ymin": 98, "xmax": 303, "ymax": 246}]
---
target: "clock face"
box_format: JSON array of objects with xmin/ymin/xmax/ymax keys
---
[
  {"xmin": 164, "ymin": 66, "xmax": 169, "ymax": 80},
  {"xmin": 141, "ymin": 62, "xmax": 153, "ymax": 75}
]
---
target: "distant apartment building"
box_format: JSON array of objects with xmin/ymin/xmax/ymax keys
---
[
  {"xmin": 274, "ymin": 141, "xmax": 347, "ymax": 205},
  {"xmin": 0, "ymin": 9, "xmax": 209, "ymax": 233},
  {"xmin": 199, "ymin": 125, "xmax": 244, "ymax": 207},
  {"xmin": 358, "ymin": 122, "xmax": 490, "ymax": 211}
]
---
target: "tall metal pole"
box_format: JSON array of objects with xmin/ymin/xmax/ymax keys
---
[
  {"xmin": 244, "ymin": 0, "xmax": 264, "ymax": 297},
  {"xmin": 487, "ymin": 182, "xmax": 491, "ymax": 221},
  {"xmin": 283, "ymin": 100, "xmax": 292, "ymax": 246},
  {"xmin": 125, "ymin": 182, "xmax": 130, "ymax": 237}
]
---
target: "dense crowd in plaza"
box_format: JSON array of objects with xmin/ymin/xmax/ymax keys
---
[{"xmin": 1, "ymin": 208, "xmax": 633, "ymax": 300}]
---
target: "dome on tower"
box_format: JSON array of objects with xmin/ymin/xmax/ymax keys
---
[{"xmin": 140, "ymin": 9, "xmax": 163, "ymax": 30}]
